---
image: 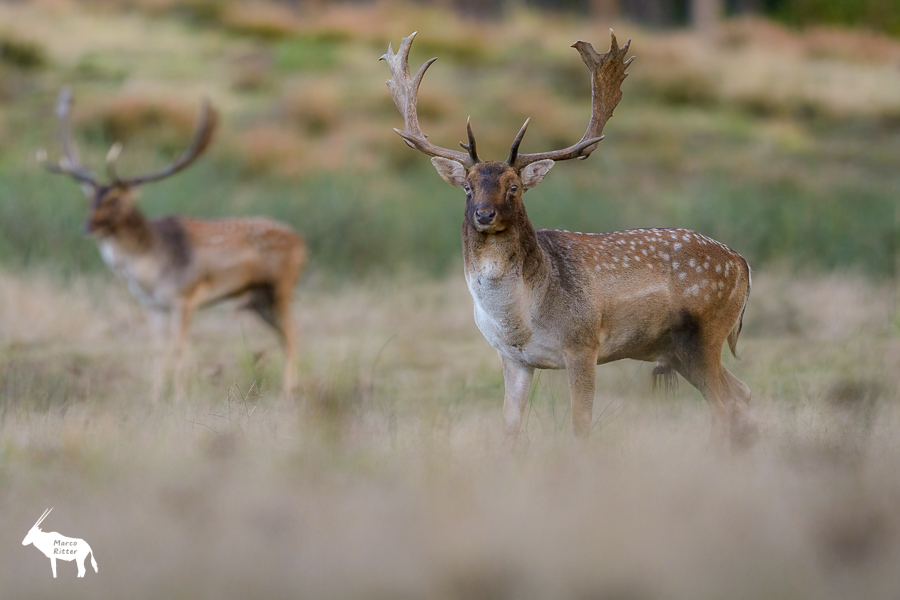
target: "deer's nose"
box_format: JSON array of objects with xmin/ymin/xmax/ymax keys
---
[{"xmin": 475, "ymin": 207, "xmax": 496, "ymax": 225}]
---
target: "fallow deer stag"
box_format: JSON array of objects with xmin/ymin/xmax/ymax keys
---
[
  {"xmin": 382, "ymin": 32, "xmax": 754, "ymax": 446},
  {"xmin": 39, "ymin": 89, "xmax": 306, "ymax": 396}
]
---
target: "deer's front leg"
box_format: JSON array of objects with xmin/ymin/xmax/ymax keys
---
[
  {"xmin": 565, "ymin": 349, "xmax": 598, "ymax": 438},
  {"xmin": 172, "ymin": 285, "xmax": 208, "ymax": 391},
  {"xmin": 50, "ymin": 556, "xmax": 57, "ymax": 578},
  {"xmin": 501, "ymin": 356, "xmax": 534, "ymax": 443}
]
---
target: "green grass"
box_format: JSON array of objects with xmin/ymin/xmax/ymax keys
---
[{"xmin": 5, "ymin": 101, "xmax": 900, "ymax": 280}]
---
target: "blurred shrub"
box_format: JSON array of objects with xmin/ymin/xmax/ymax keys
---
[
  {"xmin": 0, "ymin": 32, "xmax": 46, "ymax": 70},
  {"xmin": 231, "ymin": 124, "xmax": 309, "ymax": 177},
  {"xmin": 221, "ymin": 2, "xmax": 300, "ymax": 40},
  {"xmin": 633, "ymin": 68, "xmax": 718, "ymax": 107},
  {"xmin": 628, "ymin": 42, "xmax": 718, "ymax": 108},
  {"xmin": 163, "ymin": 0, "xmax": 226, "ymax": 26},
  {"xmin": 75, "ymin": 94, "xmax": 200, "ymax": 151},
  {"xmin": 73, "ymin": 53, "xmax": 129, "ymax": 83},
  {"xmin": 280, "ymin": 83, "xmax": 341, "ymax": 137},
  {"xmin": 773, "ymin": 0, "xmax": 900, "ymax": 37},
  {"xmin": 732, "ymin": 92, "xmax": 825, "ymax": 119},
  {"xmin": 415, "ymin": 34, "xmax": 491, "ymax": 66},
  {"xmin": 230, "ymin": 49, "xmax": 274, "ymax": 92}
]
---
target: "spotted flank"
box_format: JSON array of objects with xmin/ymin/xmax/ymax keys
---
[{"xmin": 541, "ymin": 227, "xmax": 749, "ymax": 310}]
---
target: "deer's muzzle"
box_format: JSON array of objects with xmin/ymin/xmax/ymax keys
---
[{"xmin": 475, "ymin": 206, "xmax": 496, "ymax": 226}]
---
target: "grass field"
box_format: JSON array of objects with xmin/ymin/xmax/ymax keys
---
[
  {"xmin": 2, "ymin": 267, "xmax": 900, "ymax": 598},
  {"xmin": 2, "ymin": 1, "xmax": 900, "ymax": 598}
]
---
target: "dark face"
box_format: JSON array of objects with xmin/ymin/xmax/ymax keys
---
[
  {"xmin": 464, "ymin": 162, "xmax": 523, "ymax": 234},
  {"xmin": 85, "ymin": 184, "xmax": 136, "ymax": 237}
]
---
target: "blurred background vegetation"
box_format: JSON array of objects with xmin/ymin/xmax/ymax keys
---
[{"xmin": 0, "ymin": 0, "xmax": 898, "ymax": 280}]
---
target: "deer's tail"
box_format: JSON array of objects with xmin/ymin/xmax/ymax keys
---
[{"xmin": 727, "ymin": 263, "xmax": 751, "ymax": 358}]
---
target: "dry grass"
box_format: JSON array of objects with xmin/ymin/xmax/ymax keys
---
[
  {"xmin": 220, "ymin": 2, "xmax": 301, "ymax": 40},
  {"xmin": 2, "ymin": 267, "xmax": 900, "ymax": 598},
  {"xmin": 633, "ymin": 19, "xmax": 900, "ymax": 119}
]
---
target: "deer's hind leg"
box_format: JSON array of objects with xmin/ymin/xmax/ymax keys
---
[
  {"xmin": 723, "ymin": 367, "xmax": 756, "ymax": 447},
  {"xmin": 244, "ymin": 283, "xmax": 296, "ymax": 395},
  {"xmin": 673, "ymin": 353, "xmax": 755, "ymax": 449},
  {"xmin": 670, "ymin": 318, "xmax": 755, "ymax": 449}
]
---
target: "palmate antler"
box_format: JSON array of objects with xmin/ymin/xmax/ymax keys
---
[
  {"xmin": 38, "ymin": 88, "xmax": 218, "ymax": 188},
  {"xmin": 380, "ymin": 31, "xmax": 633, "ymax": 170},
  {"xmin": 380, "ymin": 32, "xmax": 480, "ymax": 168}
]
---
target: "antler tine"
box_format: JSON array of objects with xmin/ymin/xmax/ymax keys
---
[
  {"xmin": 458, "ymin": 116, "xmax": 480, "ymax": 164},
  {"xmin": 105, "ymin": 142, "xmax": 124, "ymax": 184},
  {"xmin": 506, "ymin": 117, "xmax": 530, "ymax": 166},
  {"xmin": 115, "ymin": 99, "xmax": 218, "ymax": 187},
  {"xmin": 512, "ymin": 30, "xmax": 633, "ymax": 170},
  {"xmin": 38, "ymin": 88, "xmax": 99, "ymax": 186},
  {"xmin": 380, "ymin": 32, "xmax": 477, "ymax": 168}
]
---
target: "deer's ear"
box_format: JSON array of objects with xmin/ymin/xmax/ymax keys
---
[
  {"xmin": 520, "ymin": 159, "xmax": 555, "ymax": 190},
  {"xmin": 431, "ymin": 157, "xmax": 467, "ymax": 188}
]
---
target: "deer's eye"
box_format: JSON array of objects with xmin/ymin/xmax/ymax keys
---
[
  {"xmin": 509, "ymin": 185, "xmax": 518, "ymax": 192},
  {"xmin": 463, "ymin": 184, "xmax": 471, "ymax": 192}
]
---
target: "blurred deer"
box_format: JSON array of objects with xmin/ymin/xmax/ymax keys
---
[
  {"xmin": 382, "ymin": 32, "xmax": 754, "ymax": 446},
  {"xmin": 39, "ymin": 89, "xmax": 306, "ymax": 396},
  {"xmin": 22, "ymin": 508, "xmax": 98, "ymax": 578}
]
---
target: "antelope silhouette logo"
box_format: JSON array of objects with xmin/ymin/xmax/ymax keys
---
[{"xmin": 22, "ymin": 508, "xmax": 98, "ymax": 578}]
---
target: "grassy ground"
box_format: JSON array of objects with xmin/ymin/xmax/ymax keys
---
[{"xmin": 2, "ymin": 268, "xmax": 900, "ymax": 598}]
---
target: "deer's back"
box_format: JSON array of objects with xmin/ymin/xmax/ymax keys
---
[
  {"xmin": 176, "ymin": 216, "xmax": 305, "ymax": 280},
  {"xmin": 537, "ymin": 227, "xmax": 750, "ymax": 363}
]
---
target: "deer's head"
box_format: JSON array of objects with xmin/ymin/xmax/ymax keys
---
[
  {"xmin": 381, "ymin": 32, "xmax": 632, "ymax": 235},
  {"xmin": 433, "ymin": 158, "xmax": 554, "ymax": 233},
  {"xmin": 22, "ymin": 508, "xmax": 52, "ymax": 546},
  {"xmin": 38, "ymin": 89, "xmax": 217, "ymax": 239}
]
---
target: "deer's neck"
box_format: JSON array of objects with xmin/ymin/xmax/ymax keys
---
[
  {"xmin": 462, "ymin": 209, "xmax": 550, "ymax": 295},
  {"xmin": 462, "ymin": 208, "xmax": 562, "ymax": 363},
  {"xmin": 104, "ymin": 207, "xmax": 154, "ymax": 255}
]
